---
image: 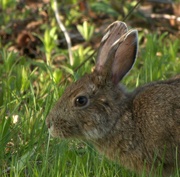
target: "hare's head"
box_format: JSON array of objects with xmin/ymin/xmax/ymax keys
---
[{"xmin": 46, "ymin": 21, "xmax": 138, "ymax": 141}]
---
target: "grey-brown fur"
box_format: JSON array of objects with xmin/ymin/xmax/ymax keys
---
[{"xmin": 46, "ymin": 21, "xmax": 180, "ymax": 177}]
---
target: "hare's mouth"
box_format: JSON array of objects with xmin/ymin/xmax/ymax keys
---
[
  {"xmin": 48, "ymin": 125, "xmax": 63, "ymax": 138},
  {"xmin": 48, "ymin": 126, "xmax": 56, "ymax": 137}
]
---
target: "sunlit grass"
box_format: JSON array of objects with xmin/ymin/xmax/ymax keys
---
[
  {"xmin": 123, "ymin": 32, "xmax": 180, "ymax": 88},
  {"xmin": 0, "ymin": 30, "xmax": 179, "ymax": 177},
  {"xmin": 0, "ymin": 0, "xmax": 180, "ymax": 176}
]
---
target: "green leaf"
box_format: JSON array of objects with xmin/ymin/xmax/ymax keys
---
[
  {"xmin": 77, "ymin": 21, "xmax": 95, "ymax": 41},
  {"xmin": 60, "ymin": 65, "xmax": 74, "ymax": 75}
]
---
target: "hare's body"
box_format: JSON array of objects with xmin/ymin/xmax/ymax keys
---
[
  {"xmin": 93, "ymin": 77, "xmax": 180, "ymax": 176},
  {"xmin": 46, "ymin": 21, "xmax": 180, "ymax": 176}
]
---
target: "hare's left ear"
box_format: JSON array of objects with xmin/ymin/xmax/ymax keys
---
[
  {"xmin": 95, "ymin": 21, "xmax": 128, "ymax": 72},
  {"xmin": 95, "ymin": 22, "xmax": 138, "ymax": 85}
]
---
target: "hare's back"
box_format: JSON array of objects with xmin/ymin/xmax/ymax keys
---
[
  {"xmin": 134, "ymin": 78, "xmax": 180, "ymax": 123},
  {"xmin": 133, "ymin": 79, "xmax": 180, "ymax": 144},
  {"xmin": 132, "ymin": 79, "xmax": 180, "ymax": 167}
]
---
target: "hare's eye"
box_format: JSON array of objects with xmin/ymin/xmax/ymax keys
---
[{"xmin": 75, "ymin": 96, "xmax": 88, "ymax": 107}]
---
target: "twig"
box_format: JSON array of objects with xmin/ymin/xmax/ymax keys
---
[
  {"xmin": 53, "ymin": 0, "xmax": 142, "ymax": 86},
  {"xmin": 123, "ymin": 0, "xmax": 142, "ymax": 21},
  {"xmin": 58, "ymin": 51, "xmax": 96, "ymax": 86},
  {"xmin": 53, "ymin": 0, "xmax": 74, "ymax": 66}
]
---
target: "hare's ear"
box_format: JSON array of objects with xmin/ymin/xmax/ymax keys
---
[
  {"xmin": 95, "ymin": 21, "xmax": 128, "ymax": 72},
  {"xmin": 112, "ymin": 30, "xmax": 138, "ymax": 84},
  {"xmin": 95, "ymin": 25, "xmax": 138, "ymax": 85}
]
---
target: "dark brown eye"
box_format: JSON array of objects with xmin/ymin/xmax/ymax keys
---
[{"xmin": 75, "ymin": 96, "xmax": 88, "ymax": 107}]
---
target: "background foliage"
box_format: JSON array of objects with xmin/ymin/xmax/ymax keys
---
[{"xmin": 0, "ymin": 0, "xmax": 180, "ymax": 176}]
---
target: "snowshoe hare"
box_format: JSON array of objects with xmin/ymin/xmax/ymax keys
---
[{"xmin": 46, "ymin": 21, "xmax": 180, "ymax": 177}]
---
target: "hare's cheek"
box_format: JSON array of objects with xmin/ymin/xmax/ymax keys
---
[
  {"xmin": 83, "ymin": 123, "xmax": 101, "ymax": 140},
  {"xmin": 83, "ymin": 128, "xmax": 100, "ymax": 140}
]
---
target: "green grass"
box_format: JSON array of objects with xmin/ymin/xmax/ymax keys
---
[
  {"xmin": 0, "ymin": 32, "xmax": 179, "ymax": 177},
  {"xmin": 0, "ymin": 1, "xmax": 180, "ymax": 176}
]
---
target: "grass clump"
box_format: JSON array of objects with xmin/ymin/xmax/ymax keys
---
[
  {"xmin": 0, "ymin": 1, "xmax": 180, "ymax": 177},
  {"xmin": 1, "ymin": 32, "xmax": 179, "ymax": 177}
]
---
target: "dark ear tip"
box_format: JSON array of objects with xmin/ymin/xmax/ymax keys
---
[
  {"xmin": 132, "ymin": 30, "xmax": 138, "ymax": 37},
  {"xmin": 126, "ymin": 29, "xmax": 138, "ymax": 38}
]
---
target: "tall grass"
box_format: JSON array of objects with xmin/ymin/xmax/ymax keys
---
[{"xmin": 0, "ymin": 30, "xmax": 179, "ymax": 177}]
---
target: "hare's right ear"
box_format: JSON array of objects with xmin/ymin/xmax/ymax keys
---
[{"xmin": 95, "ymin": 21, "xmax": 138, "ymax": 85}]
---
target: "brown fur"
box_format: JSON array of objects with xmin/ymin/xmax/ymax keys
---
[{"xmin": 46, "ymin": 21, "xmax": 180, "ymax": 177}]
